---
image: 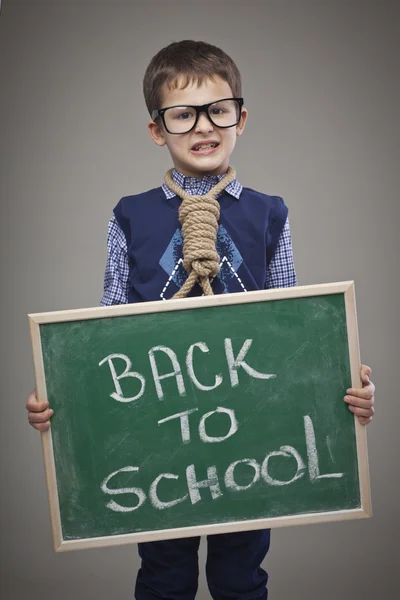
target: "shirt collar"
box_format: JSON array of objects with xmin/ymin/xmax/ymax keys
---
[{"xmin": 162, "ymin": 168, "xmax": 242, "ymax": 200}]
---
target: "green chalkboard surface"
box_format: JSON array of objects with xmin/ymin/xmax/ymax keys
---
[{"xmin": 29, "ymin": 282, "xmax": 371, "ymax": 551}]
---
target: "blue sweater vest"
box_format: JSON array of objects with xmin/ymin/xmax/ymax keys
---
[{"xmin": 113, "ymin": 186, "xmax": 288, "ymax": 303}]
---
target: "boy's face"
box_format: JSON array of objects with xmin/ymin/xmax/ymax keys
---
[{"xmin": 148, "ymin": 76, "xmax": 248, "ymax": 178}]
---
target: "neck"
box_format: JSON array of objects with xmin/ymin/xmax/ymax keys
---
[
  {"xmin": 173, "ymin": 167, "xmax": 229, "ymax": 179},
  {"xmin": 164, "ymin": 165, "xmax": 236, "ymax": 201}
]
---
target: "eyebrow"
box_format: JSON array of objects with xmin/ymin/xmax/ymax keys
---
[{"xmin": 159, "ymin": 97, "xmax": 235, "ymax": 111}]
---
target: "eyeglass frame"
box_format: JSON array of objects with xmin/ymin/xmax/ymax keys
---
[{"xmin": 151, "ymin": 97, "xmax": 244, "ymax": 135}]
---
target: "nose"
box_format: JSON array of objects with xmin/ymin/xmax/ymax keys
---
[{"xmin": 194, "ymin": 110, "xmax": 214, "ymax": 133}]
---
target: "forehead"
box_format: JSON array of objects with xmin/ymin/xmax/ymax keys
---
[{"xmin": 160, "ymin": 75, "xmax": 234, "ymax": 108}]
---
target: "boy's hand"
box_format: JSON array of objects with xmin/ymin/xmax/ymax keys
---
[
  {"xmin": 26, "ymin": 389, "xmax": 53, "ymax": 431},
  {"xmin": 344, "ymin": 365, "xmax": 375, "ymax": 425}
]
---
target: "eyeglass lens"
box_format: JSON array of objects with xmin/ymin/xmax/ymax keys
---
[{"xmin": 164, "ymin": 99, "xmax": 241, "ymax": 134}]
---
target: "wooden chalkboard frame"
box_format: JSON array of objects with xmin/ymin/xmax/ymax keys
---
[{"xmin": 29, "ymin": 281, "xmax": 372, "ymax": 552}]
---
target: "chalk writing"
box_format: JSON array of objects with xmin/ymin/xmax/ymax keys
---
[
  {"xmin": 99, "ymin": 338, "xmax": 276, "ymax": 403},
  {"xmin": 100, "ymin": 416, "xmax": 344, "ymax": 513},
  {"xmin": 98, "ymin": 337, "xmax": 344, "ymax": 515},
  {"xmin": 98, "ymin": 354, "xmax": 145, "ymax": 403}
]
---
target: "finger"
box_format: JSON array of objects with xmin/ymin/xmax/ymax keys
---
[
  {"xmin": 344, "ymin": 395, "xmax": 374, "ymax": 409},
  {"xmin": 358, "ymin": 416, "xmax": 373, "ymax": 426},
  {"xmin": 26, "ymin": 393, "xmax": 49, "ymax": 412},
  {"xmin": 30, "ymin": 420, "xmax": 51, "ymax": 431},
  {"xmin": 28, "ymin": 409, "xmax": 54, "ymax": 424},
  {"xmin": 26, "ymin": 400, "xmax": 49, "ymax": 412},
  {"xmin": 346, "ymin": 386, "xmax": 374, "ymax": 401},
  {"xmin": 360, "ymin": 364, "xmax": 372, "ymax": 380},
  {"xmin": 360, "ymin": 367, "xmax": 373, "ymax": 387},
  {"xmin": 347, "ymin": 405, "xmax": 375, "ymax": 418},
  {"xmin": 361, "ymin": 372, "xmax": 370, "ymax": 384}
]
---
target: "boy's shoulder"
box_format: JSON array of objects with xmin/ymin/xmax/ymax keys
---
[
  {"xmin": 241, "ymin": 185, "xmax": 285, "ymax": 204},
  {"xmin": 239, "ymin": 186, "xmax": 288, "ymax": 220},
  {"xmin": 113, "ymin": 186, "xmax": 165, "ymax": 220},
  {"xmin": 117, "ymin": 186, "xmax": 164, "ymax": 205}
]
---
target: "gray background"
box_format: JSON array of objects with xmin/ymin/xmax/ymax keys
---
[{"xmin": 0, "ymin": 0, "xmax": 398, "ymax": 598}]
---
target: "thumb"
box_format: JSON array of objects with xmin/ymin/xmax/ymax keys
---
[{"xmin": 361, "ymin": 365, "xmax": 371, "ymax": 383}]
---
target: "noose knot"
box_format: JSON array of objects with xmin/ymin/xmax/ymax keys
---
[
  {"xmin": 164, "ymin": 166, "xmax": 236, "ymax": 299},
  {"xmin": 180, "ymin": 195, "xmax": 220, "ymax": 278}
]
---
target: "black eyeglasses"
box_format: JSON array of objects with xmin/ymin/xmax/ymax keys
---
[{"xmin": 151, "ymin": 97, "xmax": 244, "ymax": 135}]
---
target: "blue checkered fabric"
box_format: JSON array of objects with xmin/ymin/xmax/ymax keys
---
[
  {"xmin": 161, "ymin": 169, "xmax": 243, "ymax": 200},
  {"xmin": 100, "ymin": 169, "xmax": 297, "ymax": 305}
]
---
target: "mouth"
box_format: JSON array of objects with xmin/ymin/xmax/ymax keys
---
[{"xmin": 191, "ymin": 141, "xmax": 220, "ymax": 154}]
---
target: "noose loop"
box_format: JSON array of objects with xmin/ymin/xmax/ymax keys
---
[{"xmin": 164, "ymin": 166, "xmax": 236, "ymax": 298}]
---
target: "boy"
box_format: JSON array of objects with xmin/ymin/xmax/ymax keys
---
[{"xmin": 26, "ymin": 40, "xmax": 375, "ymax": 599}]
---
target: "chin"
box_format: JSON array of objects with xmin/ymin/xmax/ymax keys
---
[
  {"xmin": 192, "ymin": 159, "xmax": 229, "ymax": 174},
  {"xmin": 174, "ymin": 155, "xmax": 230, "ymax": 178}
]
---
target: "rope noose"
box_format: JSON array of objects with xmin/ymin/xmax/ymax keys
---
[{"xmin": 163, "ymin": 166, "xmax": 236, "ymax": 298}]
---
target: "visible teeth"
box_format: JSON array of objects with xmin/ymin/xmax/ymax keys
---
[{"xmin": 194, "ymin": 143, "xmax": 216, "ymax": 150}]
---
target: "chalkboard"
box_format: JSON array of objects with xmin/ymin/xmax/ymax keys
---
[{"xmin": 29, "ymin": 282, "xmax": 371, "ymax": 552}]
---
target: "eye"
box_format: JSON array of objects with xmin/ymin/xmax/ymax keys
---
[{"xmin": 169, "ymin": 107, "xmax": 196, "ymax": 121}]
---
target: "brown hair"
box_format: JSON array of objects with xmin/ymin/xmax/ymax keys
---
[{"xmin": 143, "ymin": 40, "xmax": 242, "ymax": 115}]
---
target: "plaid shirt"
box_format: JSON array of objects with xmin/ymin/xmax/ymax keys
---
[{"xmin": 100, "ymin": 170, "xmax": 297, "ymax": 306}]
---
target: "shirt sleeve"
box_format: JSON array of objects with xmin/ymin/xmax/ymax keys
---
[
  {"xmin": 266, "ymin": 217, "xmax": 298, "ymax": 289},
  {"xmin": 100, "ymin": 216, "xmax": 129, "ymax": 306}
]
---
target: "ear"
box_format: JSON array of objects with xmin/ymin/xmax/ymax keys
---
[
  {"xmin": 236, "ymin": 107, "xmax": 248, "ymax": 137},
  {"xmin": 148, "ymin": 119, "xmax": 167, "ymax": 147}
]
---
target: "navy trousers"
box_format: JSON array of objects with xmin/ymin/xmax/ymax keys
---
[{"xmin": 135, "ymin": 529, "xmax": 271, "ymax": 600}]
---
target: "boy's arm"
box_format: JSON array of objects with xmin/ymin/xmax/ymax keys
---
[
  {"xmin": 266, "ymin": 218, "xmax": 297, "ymax": 289},
  {"xmin": 100, "ymin": 216, "xmax": 129, "ymax": 306}
]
